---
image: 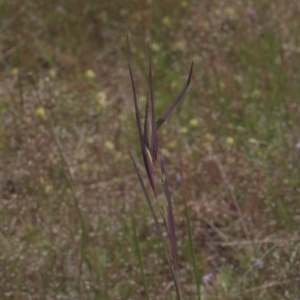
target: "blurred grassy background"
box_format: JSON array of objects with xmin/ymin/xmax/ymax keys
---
[{"xmin": 1, "ymin": 0, "xmax": 300, "ymax": 299}]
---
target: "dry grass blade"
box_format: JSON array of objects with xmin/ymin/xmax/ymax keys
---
[
  {"xmin": 158, "ymin": 149, "xmax": 178, "ymax": 271},
  {"xmin": 144, "ymin": 92, "xmax": 150, "ymax": 148},
  {"xmin": 127, "ymin": 36, "xmax": 190, "ymax": 300},
  {"xmin": 127, "ymin": 36, "xmax": 143, "ymax": 147},
  {"xmin": 156, "ymin": 61, "xmax": 194, "ymax": 130},
  {"xmin": 129, "ymin": 151, "xmax": 182, "ymax": 299},
  {"xmin": 148, "ymin": 45, "xmax": 158, "ymax": 162},
  {"xmin": 127, "ymin": 36, "xmax": 156, "ymax": 192},
  {"xmin": 129, "ymin": 151, "xmax": 179, "ymax": 288}
]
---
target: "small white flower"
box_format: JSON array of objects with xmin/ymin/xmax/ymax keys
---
[
  {"xmin": 202, "ymin": 273, "xmax": 213, "ymax": 284},
  {"xmin": 254, "ymin": 259, "xmax": 264, "ymax": 268}
]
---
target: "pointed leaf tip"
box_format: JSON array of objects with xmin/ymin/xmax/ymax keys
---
[{"xmin": 156, "ymin": 61, "xmax": 194, "ymax": 130}]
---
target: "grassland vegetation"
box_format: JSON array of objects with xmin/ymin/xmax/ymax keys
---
[{"xmin": 1, "ymin": 0, "xmax": 300, "ymax": 299}]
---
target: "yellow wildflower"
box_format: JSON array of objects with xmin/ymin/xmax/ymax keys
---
[
  {"xmin": 151, "ymin": 43, "xmax": 160, "ymax": 52},
  {"xmin": 189, "ymin": 118, "xmax": 198, "ymax": 127},
  {"xmin": 219, "ymin": 81, "xmax": 225, "ymax": 89},
  {"xmin": 10, "ymin": 67, "xmax": 19, "ymax": 75},
  {"xmin": 105, "ymin": 140, "xmax": 115, "ymax": 150},
  {"xmin": 39, "ymin": 177, "xmax": 45, "ymax": 185},
  {"xmin": 214, "ymin": 9, "xmax": 221, "ymax": 16},
  {"xmin": 181, "ymin": 1, "xmax": 188, "ymax": 7},
  {"xmin": 49, "ymin": 69, "xmax": 56, "ymax": 78},
  {"xmin": 161, "ymin": 148, "xmax": 170, "ymax": 158},
  {"xmin": 86, "ymin": 137, "xmax": 94, "ymax": 144},
  {"xmin": 167, "ymin": 140, "xmax": 177, "ymax": 149},
  {"xmin": 249, "ymin": 138, "xmax": 259, "ymax": 144},
  {"xmin": 85, "ymin": 69, "xmax": 96, "ymax": 79},
  {"xmin": 180, "ymin": 127, "xmax": 188, "ymax": 134},
  {"xmin": 45, "ymin": 185, "xmax": 52, "ymax": 194},
  {"xmin": 225, "ymin": 137, "xmax": 234, "ymax": 145},
  {"xmin": 162, "ymin": 16, "xmax": 171, "ymax": 27},
  {"xmin": 234, "ymin": 75, "xmax": 243, "ymax": 83},
  {"xmin": 251, "ymin": 89, "xmax": 261, "ymax": 98},
  {"xmin": 174, "ymin": 41, "xmax": 184, "ymax": 52},
  {"xmin": 225, "ymin": 7, "xmax": 235, "ymax": 18},
  {"xmin": 205, "ymin": 133, "xmax": 213, "ymax": 141},
  {"xmin": 36, "ymin": 107, "xmax": 46, "ymax": 118},
  {"xmin": 81, "ymin": 163, "xmax": 88, "ymax": 172},
  {"xmin": 96, "ymin": 91, "xmax": 107, "ymax": 111}
]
